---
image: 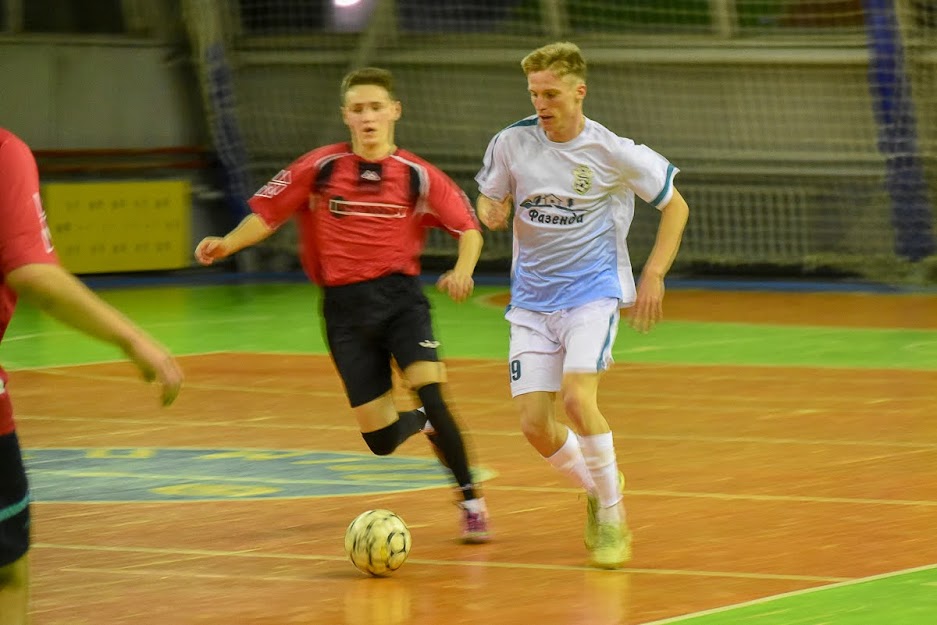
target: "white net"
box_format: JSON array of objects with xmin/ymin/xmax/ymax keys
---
[{"xmin": 182, "ymin": 0, "xmax": 937, "ymax": 281}]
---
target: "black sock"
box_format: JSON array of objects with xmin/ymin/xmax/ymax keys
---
[
  {"xmin": 417, "ymin": 383, "xmax": 477, "ymax": 500},
  {"xmin": 361, "ymin": 409, "xmax": 427, "ymax": 455},
  {"xmin": 397, "ymin": 408, "xmax": 427, "ymax": 436}
]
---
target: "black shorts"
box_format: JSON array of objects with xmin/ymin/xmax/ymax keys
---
[
  {"xmin": 0, "ymin": 430, "xmax": 30, "ymax": 567},
  {"xmin": 323, "ymin": 274, "xmax": 440, "ymax": 407}
]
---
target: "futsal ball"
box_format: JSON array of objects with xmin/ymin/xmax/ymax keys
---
[{"xmin": 344, "ymin": 509, "xmax": 411, "ymax": 576}]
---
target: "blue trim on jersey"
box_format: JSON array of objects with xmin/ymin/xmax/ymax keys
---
[
  {"xmin": 0, "ymin": 491, "xmax": 29, "ymax": 522},
  {"xmin": 651, "ymin": 163, "xmax": 676, "ymax": 207},
  {"xmin": 597, "ymin": 313, "xmax": 615, "ymax": 371},
  {"xmin": 507, "ymin": 117, "xmax": 538, "ymax": 129}
]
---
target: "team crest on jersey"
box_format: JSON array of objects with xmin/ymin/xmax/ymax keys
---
[{"xmin": 572, "ymin": 165, "xmax": 593, "ymax": 195}]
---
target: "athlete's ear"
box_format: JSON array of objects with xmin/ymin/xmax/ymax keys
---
[
  {"xmin": 577, "ymin": 82, "xmax": 587, "ymax": 101},
  {"xmin": 340, "ymin": 105, "xmax": 351, "ymax": 127},
  {"xmin": 391, "ymin": 100, "xmax": 402, "ymax": 121}
]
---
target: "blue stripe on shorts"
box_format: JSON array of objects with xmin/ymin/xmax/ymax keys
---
[{"xmin": 0, "ymin": 492, "xmax": 30, "ymax": 523}]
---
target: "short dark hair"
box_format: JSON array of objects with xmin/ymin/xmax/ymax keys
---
[{"xmin": 340, "ymin": 67, "xmax": 396, "ymax": 102}]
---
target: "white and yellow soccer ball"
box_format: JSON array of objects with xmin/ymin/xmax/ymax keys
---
[{"xmin": 344, "ymin": 509, "xmax": 411, "ymax": 577}]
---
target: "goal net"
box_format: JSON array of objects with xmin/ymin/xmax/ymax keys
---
[{"xmin": 182, "ymin": 0, "xmax": 937, "ymax": 282}]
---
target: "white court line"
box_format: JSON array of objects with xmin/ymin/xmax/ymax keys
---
[
  {"xmin": 2, "ymin": 350, "xmax": 232, "ymax": 372},
  {"xmin": 19, "ymin": 412, "xmax": 937, "ymax": 452},
  {"xmin": 20, "ymin": 363, "xmax": 937, "ymax": 409},
  {"xmin": 2, "ymin": 317, "xmax": 273, "ymax": 342},
  {"xmin": 33, "ymin": 542, "xmax": 847, "ymax": 583},
  {"xmin": 640, "ymin": 561, "xmax": 937, "ymax": 625}
]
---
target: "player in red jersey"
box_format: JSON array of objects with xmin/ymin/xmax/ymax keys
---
[
  {"xmin": 0, "ymin": 127, "xmax": 184, "ymax": 625},
  {"xmin": 195, "ymin": 67, "xmax": 490, "ymax": 542}
]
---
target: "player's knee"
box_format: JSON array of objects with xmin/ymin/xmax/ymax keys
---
[
  {"xmin": 519, "ymin": 414, "xmax": 546, "ymax": 443},
  {"xmin": 561, "ymin": 377, "xmax": 598, "ymax": 424},
  {"xmin": 517, "ymin": 402, "xmax": 550, "ymax": 441},
  {"xmin": 361, "ymin": 426, "xmax": 398, "ymax": 456},
  {"xmin": 405, "ymin": 361, "xmax": 447, "ymax": 390},
  {"xmin": 563, "ymin": 393, "xmax": 586, "ymax": 424}
]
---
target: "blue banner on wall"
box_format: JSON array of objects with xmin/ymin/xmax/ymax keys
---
[{"xmin": 205, "ymin": 43, "xmax": 253, "ymax": 222}]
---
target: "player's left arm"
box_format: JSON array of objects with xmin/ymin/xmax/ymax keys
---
[
  {"xmin": 424, "ymin": 167, "xmax": 484, "ymax": 302},
  {"xmin": 439, "ymin": 229, "xmax": 483, "ymax": 303},
  {"xmin": 632, "ymin": 188, "xmax": 689, "ymax": 333}
]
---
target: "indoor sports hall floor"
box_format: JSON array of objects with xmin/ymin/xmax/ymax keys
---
[{"xmin": 3, "ymin": 278, "xmax": 936, "ymax": 625}]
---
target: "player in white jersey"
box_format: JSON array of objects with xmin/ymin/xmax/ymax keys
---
[{"xmin": 475, "ymin": 41, "xmax": 690, "ymax": 568}]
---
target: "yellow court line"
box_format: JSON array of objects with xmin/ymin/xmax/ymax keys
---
[
  {"xmin": 34, "ymin": 542, "xmax": 848, "ymax": 583},
  {"xmin": 482, "ymin": 485, "xmax": 937, "ymax": 508},
  {"xmin": 20, "ymin": 357, "xmax": 937, "ymax": 400},
  {"xmin": 824, "ymin": 447, "xmax": 937, "ymax": 466},
  {"xmin": 2, "ymin": 351, "xmax": 232, "ymax": 372},
  {"xmin": 24, "ymin": 369, "xmax": 344, "ymax": 398},
  {"xmin": 25, "ymin": 451, "xmax": 937, "ymax": 507},
  {"xmin": 34, "ymin": 465, "xmax": 937, "ymax": 508},
  {"xmin": 60, "ymin": 566, "xmax": 327, "ymax": 584},
  {"xmin": 26, "ymin": 463, "xmax": 937, "ymax": 507}
]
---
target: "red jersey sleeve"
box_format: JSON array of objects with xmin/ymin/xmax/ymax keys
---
[
  {"xmin": 420, "ymin": 161, "xmax": 481, "ymax": 237},
  {"xmin": 248, "ymin": 146, "xmax": 341, "ymax": 228},
  {"xmin": 0, "ymin": 132, "xmax": 59, "ymax": 276}
]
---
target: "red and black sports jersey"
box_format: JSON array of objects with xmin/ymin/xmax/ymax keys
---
[
  {"xmin": 249, "ymin": 143, "xmax": 480, "ymax": 287},
  {"xmin": 0, "ymin": 128, "xmax": 59, "ymax": 434}
]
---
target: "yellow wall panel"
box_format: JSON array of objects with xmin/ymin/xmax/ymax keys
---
[{"xmin": 42, "ymin": 180, "xmax": 192, "ymax": 274}]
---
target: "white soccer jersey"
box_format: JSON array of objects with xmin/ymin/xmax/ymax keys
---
[{"xmin": 476, "ymin": 115, "xmax": 678, "ymax": 312}]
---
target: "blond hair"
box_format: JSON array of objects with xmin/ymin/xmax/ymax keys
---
[
  {"xmin": 521, "ymin": 42, "xmax": 587, "ymax": 82},
  {"xmin": 340, "ymin": 67, "xmax": 396, "ymax": 102}
]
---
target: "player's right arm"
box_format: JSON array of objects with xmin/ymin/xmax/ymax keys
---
[
  {"xmin": 195, "ymin": 154, "xmax": 320, "ymax": 266},
  {"xmin": 194, "ymin": 214, "xmax": 274, "ymax": 265},
  {"xmin": 476, "ymin": 194, "xmax": 512, "ymax": 231},
  {"xmin": 475, "ymin": 130, "xmax": 514, "ymax": 231},
  {"xmin": 5, "ymin": 263, "xmax": 183, "ymax": 405}
]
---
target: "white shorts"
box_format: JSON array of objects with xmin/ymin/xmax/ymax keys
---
[{"xmin": 505, "ymin": 298, "xmax": 620, "ymax": 397}]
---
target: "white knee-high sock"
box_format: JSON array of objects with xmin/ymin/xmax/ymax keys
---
[
  {"xmin": 579, "ymin": 432, "xmax": 624, "ymax": 523},
  {"xmin": 545, "ymin": 426, "xmax": 595, "ymax": 491}
]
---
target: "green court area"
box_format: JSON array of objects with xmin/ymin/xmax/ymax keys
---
[
  {"xmin": 2, "ymin": 283, "xmax": 936, "ymax": 372},
  {"xmin": 649, "ymin": 564, "xmax": 937, "ymax": 625}
]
